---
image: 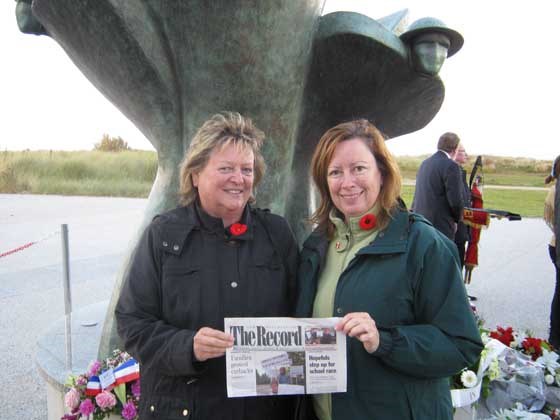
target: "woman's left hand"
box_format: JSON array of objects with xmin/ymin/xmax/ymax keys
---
[{"xmin": 335, "ymin": 312, "xmax": 380, "ymax": 353}]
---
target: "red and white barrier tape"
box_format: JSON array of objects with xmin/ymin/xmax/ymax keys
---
[{"xmin": 0, "ymin": 231, "xmax": 60, "ymax": 259}]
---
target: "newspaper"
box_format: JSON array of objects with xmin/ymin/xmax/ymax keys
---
[{"xmin": 225, "ymin": 317, "xmax": 347, "ymax": 398}]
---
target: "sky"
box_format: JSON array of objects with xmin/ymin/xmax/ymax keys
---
[{"xmin": 1, "ymin": 1, "xmax": 559, "ymax": 160}]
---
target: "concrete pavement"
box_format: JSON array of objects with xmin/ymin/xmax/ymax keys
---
[{"xmin": 0, "ymin": 194, "xmax": 555, "ymax": 419}]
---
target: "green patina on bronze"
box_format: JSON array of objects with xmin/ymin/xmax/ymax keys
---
[{"xmin": 16, "ymin": 0, "xmax": 463, "ymax": 357}]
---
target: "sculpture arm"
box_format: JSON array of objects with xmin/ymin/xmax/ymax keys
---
[{"xmin": 15, "ymin": 0, "xmax": 48, "ymax": 36}]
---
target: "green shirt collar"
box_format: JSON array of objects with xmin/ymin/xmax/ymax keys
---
[{"xmin": 329, "ymin": 203, "xmax": 380, "ymax": 242}]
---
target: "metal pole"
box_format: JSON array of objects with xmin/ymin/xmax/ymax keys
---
[{"xmin": 61, "ymin": 224, "xmax": 72, "ymax": 371}]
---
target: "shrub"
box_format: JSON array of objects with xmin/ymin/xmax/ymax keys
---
[{"xmin": 93, "ymin": 134, "xmax": 130, "ymax": 152}]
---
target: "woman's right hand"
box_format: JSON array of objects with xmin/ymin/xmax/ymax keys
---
[{"xmin": 193, "ymin": 327, "xmax": 234, "ymax": 362}]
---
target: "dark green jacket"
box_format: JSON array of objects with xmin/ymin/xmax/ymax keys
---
[{"xmin": 295, "ymin": 210, "xmax": 483, "ymax": 420}]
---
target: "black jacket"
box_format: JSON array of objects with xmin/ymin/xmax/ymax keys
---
[
  {"xmin": 115, "ymin": 203, "xmax": 299, "ymax": 420},
  {"xmin": 412, "ymin": 151, "xmax": 464, "ymax": 239}
]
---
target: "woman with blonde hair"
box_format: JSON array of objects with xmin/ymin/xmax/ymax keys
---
[
  {"xmin": 296, "ymin": 119, "xmax": 482, "ymax": 420},
  {"xmin": 116, "ymin": 112, "xmax": 298, "ymax": 420},
  {"xmin": 545, "ymin": 155, "xmax": 560, "ymax": 347}
]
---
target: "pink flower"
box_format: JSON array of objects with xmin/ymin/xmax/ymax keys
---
[
  {"xmin": 87, "ymin": 360, "xmax": 102, "ymax": 376},
  {"xmin": 76, "ymin": 375, "xmax": 87, "ymax": 386},
  {"xmin": 79, "ymin": 399, "xmax": 95, "ymax": 416},
  {"xmin": 121, "ymin": 401, "xmax": 138, "ymax": 420},
  {"xmin": 131, "ymin": 379, "xmax": 141, "ymax": 398},
  {"xmin": 64, "ymin": 388, "xmax": 80, "ymax": 410},
  {"xmin": 95, "ymin": 391, "xmax": 117, "ymax": 409}
]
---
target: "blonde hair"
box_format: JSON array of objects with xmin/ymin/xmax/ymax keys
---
[
  {"xmin": 310, "ymin": 119, "xmax": 402, "ymax": 239},
  {"xmin": 178, "ymin": 112, "xmax": 266, "ymax": 206}
]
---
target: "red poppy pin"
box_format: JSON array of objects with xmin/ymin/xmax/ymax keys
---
[
  {"xmin": 359, "ymin": 214, "xmax": 377, "ymax": 230},
  {"xmin": 229, "ymin": 223, "xmax": 248, "ymax": 236}
]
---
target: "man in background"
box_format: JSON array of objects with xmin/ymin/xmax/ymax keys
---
[
  {"xmin": 412, "ymin": 132, "xmax": 464, "ymax": 240},
  {"xmin": 452, "ymin": 143, "xmax": 471, "ymax": 266}
]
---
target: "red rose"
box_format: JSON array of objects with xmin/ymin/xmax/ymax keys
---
[
  {"xmin": 489, "ymin": 326, "xmax": 514, "ymax": 346},
  {"xmin": 229, "ymin": 223, "xmax": 248, "ymax": 236},
  {"xmin": 359, "ymin": 214, "xmax": 377, "ymax": 230},
  {"xmin": 522, "ymin": 337, "xmax": 545, "ymax": 360}
]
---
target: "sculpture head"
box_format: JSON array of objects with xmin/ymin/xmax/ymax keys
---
[{"xmin": 401, "ymin": 17, "xmax": 463, "ymax": 77}]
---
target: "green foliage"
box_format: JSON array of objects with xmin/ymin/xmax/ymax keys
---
[
  {"xmin": 93, "ymin": 134, "xmax": 130, "ymax": 152},
  {"xmin": 400, "ymin": 184, "xmax": 546, "ymax": 218},
  {"xmin": 397, "ymin": 155, "xmax": 551, "ymax": 187},
  {"xmin": 0, "ymin": 151, "xmax": 550, "ymax": 218},
  {"xmin": 0, "ymin": 150, "xmax": 157, "ymax": 197}
]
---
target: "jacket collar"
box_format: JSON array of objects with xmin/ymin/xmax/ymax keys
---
[
  {"xmin": 303, "ymin": 209, "xmax": 411, "ymax": 259},
  {"xmin": 356, "ymin": 210, "xmax": 410, "ymax": 255},
  {"xmin": 437, "ymin": 149, "xmax": 452, "ymax": 159},
  {"xmin": 194, "ymin": 200, "xmax": 254, "ymax": 241}
]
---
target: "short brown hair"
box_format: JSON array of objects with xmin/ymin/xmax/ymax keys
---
[
  {"xmin": 310, "ymin": 119, "xmax": 402, "ymax": 238},
  {"xmin": 437, "ymin": 132, "xmax": 461, "ymax": 153},
  {"xmin": 178, "ymin": 112, "xmax": 266, "ymax": 206}
]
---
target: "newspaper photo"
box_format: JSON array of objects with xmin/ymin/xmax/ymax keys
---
[{"xmin": 225, "ymin": 317, "xmax": 347, "ymax": 398}]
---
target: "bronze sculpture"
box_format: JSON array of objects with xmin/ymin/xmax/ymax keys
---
[{"xmin": 15, "ymin": 0, "xmax": 463, "ymax": 357}]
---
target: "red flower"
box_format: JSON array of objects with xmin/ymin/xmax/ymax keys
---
[
  {"xmin": 359, "ymin": 214, "xmax": 377, "ymax": 230},
  {"xmin": 489, "ymin": 326, "xmax": 514, "ymax": 347},
  {"xmin": 229, "ymin": 223, "xmax": 248, "ymax": 236},
  {"xmin": 522, "ymin": 337, "xmax": 545, "ymax": 361}
]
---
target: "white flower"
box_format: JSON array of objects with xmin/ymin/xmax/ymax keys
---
[
  {"xmin": 546, "ymin": 374, "xmax": 555, "ymax": 385},
  {"xmin": 460, "ymin": 369, "xmax": 478, "ymax": 388},
  {"xmin": 487, "ymin": 359, "xmax": 501, "ymax": 381},
  {"xmin": 536, "ymin": 348, "xmax": 560, "ymax": 375}
]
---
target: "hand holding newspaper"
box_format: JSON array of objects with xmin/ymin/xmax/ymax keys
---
[{"xmin": 225, "ymin": 317, "xmax": 347, "ymax": 398}]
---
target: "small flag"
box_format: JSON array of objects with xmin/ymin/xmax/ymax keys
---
[
  {"xmin": 85, "ymin": 376, "xmax": 102, "ymax": 396},
  {"xmin": 114, "ymin": 358, "xmax": 140, "ymax": 385}
]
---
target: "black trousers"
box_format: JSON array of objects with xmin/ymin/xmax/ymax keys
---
[{"xmin": 549, "ymin": 245, "xmax": 560, "ymax": 347}]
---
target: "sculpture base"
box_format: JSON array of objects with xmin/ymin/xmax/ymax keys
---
[{"xmin": 36, "ymin": 301, "xmax": 108, "ymax": 420}]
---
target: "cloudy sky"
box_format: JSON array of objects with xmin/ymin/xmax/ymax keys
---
[{"xmin": 2, "ymin": 1, "xmax": 559, "ymax": 160}]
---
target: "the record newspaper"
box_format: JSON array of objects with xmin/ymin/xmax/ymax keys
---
[{"xmin": 225, "ymin": 317, "xmax": 347, "ymax": 398}]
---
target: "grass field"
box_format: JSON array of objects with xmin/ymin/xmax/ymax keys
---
[
  {"xmin": 0, "ymin": 150, "xmax": 157, "ymax": 197},
  {"xmin": 0, "ymin": 150, "xmax": 552, "ymax": 217}
]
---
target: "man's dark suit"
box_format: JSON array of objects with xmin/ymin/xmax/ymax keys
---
[
  {"xmin": 454, "ymin": 167, "xmax": 471, "ymax": 266},
  {"xmin": 412, "ymin": 150, "xmax": 464, "ymax": 240}
]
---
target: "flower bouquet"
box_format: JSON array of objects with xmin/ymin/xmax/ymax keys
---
[
  {"xmin": 61, "ymin": 349, "xmax": 140, "ymax": 420},
  {"xmin": 450, "ymin": 337, "xmax": 504, "ymax": 409},
  {"xmin": 479, "ymin": 326, "xmax": 556, "ymax": 417}
]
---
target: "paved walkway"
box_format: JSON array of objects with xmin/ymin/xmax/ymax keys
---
[{"xmin": 0, "ymin": 194, "xmax": 555, "ymax": 419}]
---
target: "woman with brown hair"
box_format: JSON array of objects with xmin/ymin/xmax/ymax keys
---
[{"xmin": 296, "ymin": 119, "xmax": 482, "ymax": 420}]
